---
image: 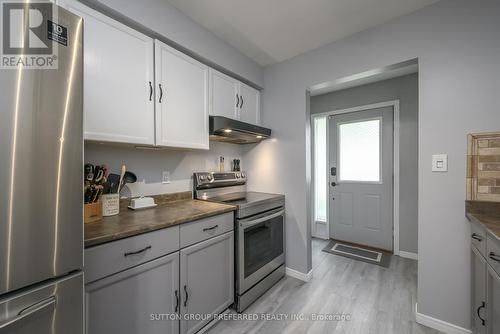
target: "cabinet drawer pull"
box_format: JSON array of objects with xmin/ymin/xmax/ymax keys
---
[
  {"xmin": 240, "ymin": 96, "xmax": 244, "ymax": 108},
  {"xmin": 158, "ymin": 84, "xmax": 163, "ymax": 103},
  {"xmin": 174, "ymin": 290, "xmax": 179, "ymax": 313},
  {"xmin": 471, "ymin": 233, "xmax": 483, "ymax": 242},
  {"xmin": 183, "ymin": 285, "xmax": 189, "ymax": 307},
  {"xmin": 477, "ymin": 301, "xmax": 486, "ymax": 326},
  {"xmin": 124, "ymin": 245, "xmax": 151, "ymax": 257},
  {"xmin": 236, "ymin": 94, "xmax": 240, "ymax": 108},
  {"xmin": 203, "ymin": 225, "xmax": 218, "ymax": 232},
  {"xmin": 149, "ymin": 81, "xmax": 153, "ymax": 101},
  {"xmin": 489, "ymin": 252, "xmax": 500, "ymax": 263}
]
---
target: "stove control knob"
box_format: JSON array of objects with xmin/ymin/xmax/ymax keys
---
[
  {"xmin": 207, "ymin": 174, "xmax": 213, "ymax": 181},
  {"xmin": 235, "ymin": 173, "xmax": 240, "ymax": 178},
  {"xmin": 199, "ymin": 175, "xmax": 206, "ymax": 181},
  {"xmin": 241, "ymin": 172, "xmax": 246, "ymax": 178}
]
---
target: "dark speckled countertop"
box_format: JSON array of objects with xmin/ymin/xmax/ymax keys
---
[
  {"xmin": 84, "ymin": 193, "xmax": 236, "ymax": 248},
  {"xmin": 466, "ymin": 200, "xmax": 500, "ymax": 241}
]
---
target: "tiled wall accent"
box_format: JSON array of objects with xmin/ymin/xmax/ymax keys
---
[{"xmin": 467, "ymin": 132, "xmax": 500, "ymax": 202}]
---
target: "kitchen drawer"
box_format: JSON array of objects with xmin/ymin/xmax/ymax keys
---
[
  {"xmin": 84, "ymin": 226, "xmax": 179, "ymax": 283},
  {"xmin": 180, "ymin": 212, "xmax": 234, "ymax": 248},
  {"xmin": 471, "ymin": 221, "xmax": 487, "ymax": 256},
  {"xmin": 487, "ymin": 235, "xmax": 500, "ymax": 275}
]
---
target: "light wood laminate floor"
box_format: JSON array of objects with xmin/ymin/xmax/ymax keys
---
[{"xmin": 207, "ymin": 238, "xmax": 442, "ymax": 334}]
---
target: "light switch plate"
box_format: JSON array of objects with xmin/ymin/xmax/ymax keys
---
[
  {"xmin": 162, "ymin": 171, "xmax": 171, "ymax": 184},
  {"xmin": 432, "ymin": 154, "xmax": 448, "ymax": 172}
]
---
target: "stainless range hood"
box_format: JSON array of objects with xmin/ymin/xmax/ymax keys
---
[{"xmin": 209, "ymin": 116, "xmax": 271, "ymax": 144}]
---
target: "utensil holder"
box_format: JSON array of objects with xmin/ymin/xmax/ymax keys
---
[
  {"xmin": 84, "ymin": 201, "xmax": 103, "ymax": 224},
  {"xmin": 102, "ymin": 194, "xmax": 120, "ymax": 216}
]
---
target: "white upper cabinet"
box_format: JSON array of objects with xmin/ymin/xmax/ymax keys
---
[
  {"xmin": 209, "ymin": 69, "xmax": 239, "ymax": 120},
  {"xmin": 64, "ymin": 1, "xmax": 155, "ymax": 145},
  {"xmin": 155, "ymin": 41, "xmax": 209, "ymax": 150},
  {"xmin": 239, "ymin": 83, "xmax": 260, "ymax": 125},
  {"xmin": 209, "ymin": 69, "xmax": 261, "ymax": 125}
]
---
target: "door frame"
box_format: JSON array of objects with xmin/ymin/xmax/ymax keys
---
[{"xmin": 311, "ymin": 100, "xmax": 401, "ymax": 255}]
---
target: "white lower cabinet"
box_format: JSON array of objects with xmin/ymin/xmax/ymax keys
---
[
  {"xmin": 180, "ymin": 231, "xmax": 234, "ymax": 334},
  {"xmin": 85, "ymin": 252, "xmax": 180, "ymax": 334}
]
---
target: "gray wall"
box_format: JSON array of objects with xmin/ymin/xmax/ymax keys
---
[
  {"xmin": 85, "ymin": 142, "xmax": 244, "ymax": 197},
  {"xmin": 83, "ymin": 0, "xmax": 263, "ymax": 87},
  {"xmin": 310, "ymin": 73, "xmax": 419, "ymax": 253},
  {"xmin": 244, "ymin": 0, "xmax": 500, "ymax": 329}
]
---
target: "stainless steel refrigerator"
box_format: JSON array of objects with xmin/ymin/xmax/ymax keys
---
[{"xmin": 0, "ymin": 5, "xmax": 84, "ymax": 333}]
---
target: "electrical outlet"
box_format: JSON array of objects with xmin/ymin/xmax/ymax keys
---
[{"xmin": 162, "ymin": 171, "xmax": 170, "ymax": 184}]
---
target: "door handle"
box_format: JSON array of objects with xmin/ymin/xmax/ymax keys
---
[
  {"xmin": 471, "ymin": 233, "xmax": 483, "ymax": 242},
  {"xmin": 124, "ymin": 245, "xmax": 152, "ymax": 257},
  {"xmin": 489, "ymin": 252, "xmax": 500, "ymax": 263},
  {"xmin": 149, "ymin": 81, "xmax": 153, "ymax": 101},
  {"xmin": 183, "ymin": 285, "xmax": 189, "ymax": 307},
  {"xmin": 236, "ymin": 94, "xmax": 240, "ymax": 108},
  {"xmin": 477, "ymin": 301, "xmax": 485, "ymax": 326},
  {"xmin": 203, "ymin": 225, "xmax": 218, "ymax": 232},
  {"xmin": 174, "ymin": 290, "xmax": 179, "ymax": 313},
  {"xmin": 158, "ymin": 84, "xmax": 163, "ymax": 103},
  {"xmin": 0, "ymin": 296, "xmax": 56, "ymax": 329}
]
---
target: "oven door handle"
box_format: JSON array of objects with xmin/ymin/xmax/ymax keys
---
[{"xmin": 240, "ymin": 209, "xmax": 285, "ymax": 229}]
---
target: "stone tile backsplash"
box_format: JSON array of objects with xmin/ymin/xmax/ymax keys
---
[{"xmin": 467, "ymin": 132, "xmax": 500, "ymax": 202}]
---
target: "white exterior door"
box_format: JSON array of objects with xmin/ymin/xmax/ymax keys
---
[
  {"xmin": 209, "ymin": 69, "xmax": 239, "ymax": 120},
  {"xmin": 155, "ymin": 41, "xmax": 209, "ymax": 149},
  {"xmin": 239, "ymin": 83, "xmax": 260, "ymax": 125},
  {"xmin": 65, "ymin": 1, "xmax": 155, "ymax": 145},
  {"xmin": 329, "ymin": 107, "xmax": 394, "ymax": 251}
]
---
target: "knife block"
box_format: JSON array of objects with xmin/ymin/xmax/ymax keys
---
[{"xmin": 84, "ymin": 201, "xmax": 103, "ymax": 224}]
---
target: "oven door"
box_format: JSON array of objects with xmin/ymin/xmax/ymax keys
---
[{"xmin": 237, "ymin": 207, "xmax": 285, "ymax": 293}]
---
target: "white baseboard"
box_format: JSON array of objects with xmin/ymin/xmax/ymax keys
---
[
  {"xmin": 415, "ymin": 303, "xmax": 471, "ymax": 334},
  {"xmin": 286, "ymin": 267, "xmax": 313, "ymax": 282},
  {"xmin": 398, "ymin": 251, "xmax": 418, "ymax": 260}
]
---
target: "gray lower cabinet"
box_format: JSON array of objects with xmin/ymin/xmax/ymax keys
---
[
  {"xmin": 180, "ymin": 231, "xmax": 234, "ymax": 334},
  {"xmin": 472, "ymin": 247, "xmax": 487, "ymax": 334},
  {"xmin": 486, "ymin": 265, "xmax": 500, "ymax": 334},
  {"xmin": 471, "ymin": 222, "xmax": 500, "ymax": 334},
  {"xmin": 85, "ymin": 252, "xmax": 180, "ymax": 334}
]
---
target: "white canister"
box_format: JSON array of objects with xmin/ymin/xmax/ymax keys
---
[{"xmin": 101, "ymin": 194, "xmax": 120, "ymax": 216}]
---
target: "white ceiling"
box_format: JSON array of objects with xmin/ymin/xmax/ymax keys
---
[{"xmin": 166, "ymin": 0, "xmax": 440, "ymax": 66}]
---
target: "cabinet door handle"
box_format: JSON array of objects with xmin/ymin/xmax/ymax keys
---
[
  {"xmin": 183, "ymin": 285, "xmax": 189, "ymax": 307},
  {"xmin": 203, "ymin": 225, "xmax": 218, "ymax": 232},
  {"xmin": 240, "ymin": 96, "xmax": 244, "ymax": 109},
  {"xmin": 158, "ymin": 84, "xmax": 163, "ymax": 103},
  {"xmin": 477, "ymin": 301, "xmax": 486, "ymax": 326},
  {"xmin": 174, "ymin": 290, "xmax": 179, "ymax": 313},
  {"xmin": 149, "ymin": 81, "xmax": 153, "ymax": 101},
  {"xmin": 124, "ymin": 245, "xmax": 151, "ymax": 257},
  {"xmin": 236, "ymin": 94, "xmax": 240, "ymax": 108},
  {"xmin": 489, "ymin": 252, "xmax": 500, "ymax": 263},
  {"xmin": 471, "ymin": 233, "xmax": 483, "ymax": 242}
]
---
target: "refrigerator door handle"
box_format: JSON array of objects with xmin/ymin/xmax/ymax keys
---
[{"xmin": 0, "ymin": 295, "xmax": 56, "ymax": 329}]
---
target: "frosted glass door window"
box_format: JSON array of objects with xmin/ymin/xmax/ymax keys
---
[
  {"xmin": 314, "ymin": 117, "xmax": 327, "ymax": 222},
  {"xmin": 338, "ymin": 119, "xmax": 381, "ymax": 182}
]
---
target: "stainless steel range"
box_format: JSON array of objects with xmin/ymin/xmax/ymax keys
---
[{"xmin": 193, "ymin": 172, "xmax": 285, "ymax": 312}]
